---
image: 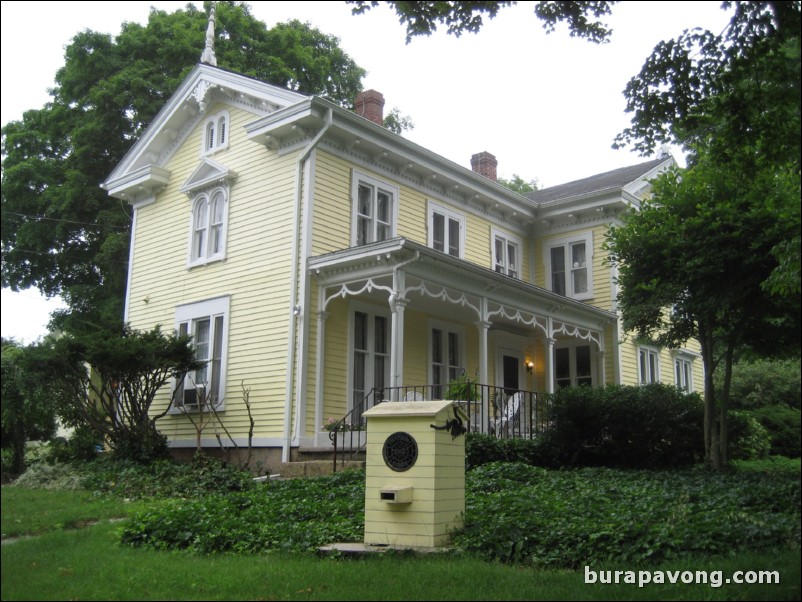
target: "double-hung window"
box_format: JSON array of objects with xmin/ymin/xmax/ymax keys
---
[
  {"xmin": 430, "ymin": 322, "xmax": 464, "ymax": 399},
  {"xmin": 638, "ymin": 346, "xmax": 660, "ymax": 384},
  {"xmin": 554, "ymin": 343, "xmax": 594, "ymax": 388},
  {"xmin": 674, "ymin": 355, "xmax": 694, "ymax": 392},
  {"xmin": 428, "ymin": 201, "xmax": 464, "ymax": 258},
  {"xmin": 352, "ymin": 171, "xmax": 398, "ymax": 246},
  {"xmin": 175, "ymin": 296, "xmax": 229, "ymax": 410},
  {"xmin": 202, "ymin": 110, "xmax": 230, "ymax": 154},
  {"xmin": 189, "ymin": 187, "xmax": 228, "ymax": 266},
  {"xmin": 492, "ymin": 228, "xmax": 521, "ymax": 278},
  {"xmin": 545, "ymin": 233, "xmax": 593, "ymax": 300}
]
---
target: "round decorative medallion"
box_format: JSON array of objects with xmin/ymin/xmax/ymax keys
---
[{"xmin": 382, "ymin": 432, "xmax": 418, "ymax": 472}]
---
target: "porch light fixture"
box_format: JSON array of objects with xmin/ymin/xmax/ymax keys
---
[{"xmin": 526, "ymin": 359, "xmax": 534, "ymax": 375}]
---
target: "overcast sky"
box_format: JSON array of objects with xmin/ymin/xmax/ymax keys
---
[{"xmin": 1, "ymin": 0, "xmax": 732, "ymax": 343}]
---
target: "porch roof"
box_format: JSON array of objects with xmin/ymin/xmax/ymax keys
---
[{"xmin": 309, "ymin": 238, "xmax": 617, "ymax": 338}]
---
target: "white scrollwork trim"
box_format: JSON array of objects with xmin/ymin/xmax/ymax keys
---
[
  {"xmin": 486, "ymin": 304, "xmax": 549, "ymax": 336},
  {"xmin": 551, "ymin": 321, "xmax": 603, "ymax": 351},
  {"xmin": 404, "ymin": 282, "xmax": 481, "ymax": 319},
  {"xmin": 322, "ymin": 279, "xmax": 394, "ymax": 310}
]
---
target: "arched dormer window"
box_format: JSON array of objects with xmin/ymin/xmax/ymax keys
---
[
  {"xmin": 189, "ymin": 186, "xmax": 228, "ymax": 265},
  {"xmin": 202, "ymin": 110, "xmax": 230, "ymax": 154}
]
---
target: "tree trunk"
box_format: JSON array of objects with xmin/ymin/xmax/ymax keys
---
[
  {"xmin": 698, "ymin": 321, "xmax": 720, "ymax": 469},
  {"xmin": 718, "ymin": 342, "xmax": 736, "ymax": 467}
]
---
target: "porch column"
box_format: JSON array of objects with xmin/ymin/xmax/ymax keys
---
[
  {"xmin": 389, "ymin": 294, "xmax": 408, "ymax": 401},
  {"xmin": 476, "ymin": 318, "xmax": 491, "ymax": 433},
  {"xmin": 314, "ymin": 309, "xmax": 328, "ymax": 441},
  {"xmin": 597, "ymin": 349, "xmax": 606, "ymax": 386},
  {"xmin": 545, "ymin": 337, "xmax": 556, "ymax": 394}
]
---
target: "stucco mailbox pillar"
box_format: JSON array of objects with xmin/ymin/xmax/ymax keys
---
[{"xmin": 362, "ymin": 400, "xmax": 465, "ymax": 548}]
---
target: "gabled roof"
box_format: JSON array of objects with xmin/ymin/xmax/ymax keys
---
[
  {"xmin": 527, "ymin": 157, "xmax": 672, "ymax": 205},
  {"xmin": 103, "ymin": 63, "xmax": 307, "ymax": 201}
]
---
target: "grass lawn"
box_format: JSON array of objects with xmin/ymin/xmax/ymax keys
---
[{"xmin": 2, "ymin": 484, "xmax": 800, "ymax": 601}]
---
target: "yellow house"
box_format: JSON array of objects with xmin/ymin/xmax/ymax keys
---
[{"xmin": 103, "ymin": 62, "xmax": 701, "ymax": 466}]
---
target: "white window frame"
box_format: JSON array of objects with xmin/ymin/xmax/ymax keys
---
[
  {"xmin": 554, "ymin": 341, "xmax": 596, "ymax": 389},
  {"xmin": 202, "ymin": 110, "xmax": 230, "ymax": 155},
  {"xmin": 673, "ymin": 353, "xmax": 695, "ymax": 392},
  {"xmin": 351, "ymin": 170, "xmax": 398, "ymax": 246},
  {"xmin": 427, "ymin": 201, "xmax": 465, "ymax": 258},
  {"xmin": 187, "ymin": 185, "xmax": 229, "ymax": 267},
  {"xmin": 638, "ymin": 345, "xmax": 660, "ymax": 385},
  {"xmin": 544, "ymin": 232, "xmax": 594, "ymax": 300},
  {"xmin": 173, "ymin": 296, "xmax": 230, "ymax": 412},
  {"xmin": 491, "ymin": 228, "xmax": 522, "ymax": 279},
  {"xmin": 348, "ymin": 302, "xmax": 391, "ymax": 412},
  {"xmin": 428, "ymin": 320, "xmax": 466, "ymax": 398}
]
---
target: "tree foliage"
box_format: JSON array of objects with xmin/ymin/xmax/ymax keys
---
[
  {"xmin": 28, "ymin": 326, "xmax": 203, "ymax": 463},
  {"xmin": 497, "ymin": 173, "xmax": 539, "ymax": 194},
  {"xmin": 1, "ymin": 2, "xmax": 367, "ymax": 335},
  {"xmin": 1, "ymin": 338, "xmax": 59, "ymax": 475},
  {"xmin": 606, "ymin": 151, "xmax": 800, "ymax": 468},
  {"xmin": 348, "ymin": 1, "xmax": 618, "ymax": 43}
]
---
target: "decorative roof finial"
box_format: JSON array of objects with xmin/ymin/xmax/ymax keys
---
[{"xmin": 200, "ymin": 3, "xmax": 217, "ymax": 66}]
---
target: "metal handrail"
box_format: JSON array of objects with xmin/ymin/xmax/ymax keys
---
[{"xmin": 328, "ymin": 383, "xmax": 551, "ymax": 471}]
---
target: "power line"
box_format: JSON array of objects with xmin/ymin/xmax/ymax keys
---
[{"xmin": 2, "ymin": 212, "xmax": 130, "ymax": 230}]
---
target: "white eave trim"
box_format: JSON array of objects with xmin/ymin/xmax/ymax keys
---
[{"xmin": 104, "ymin": 165, "xmax": 171, "ymax": 200}]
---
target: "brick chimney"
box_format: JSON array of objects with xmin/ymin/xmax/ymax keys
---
[
  {"xmin": 471, "ymin": 151, "xmax": 498, "ymax": 181},
  {"xmin": 354, "ymin": 90, "xmax": 385, "ymax": 126}
]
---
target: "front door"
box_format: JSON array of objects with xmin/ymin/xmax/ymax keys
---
[{"xmin": 497, "ymin": 348, "xmax": 523, "ymax": 393}]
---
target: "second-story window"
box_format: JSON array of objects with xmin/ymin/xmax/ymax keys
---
[
  {"xmin": 352, "ymin": 171, "xmax": 398, "ymax": 246},
  {"xmin": 189, "ymin": 187, "xmax": 228, "ymax": 266},
  {"xmin": 428, "ymin": 201, "xmax": 464, "ymax": 258},
  {"xmin": 492, "ymin": 229, "xmax": 521, "ymax": 278},
  {"xmin": 639, "ymin": 346, "xmax": 660, "ymax": 384},
  {"xmin": 203, "ymin": 110, "xmax": 230, "ymax": 155},
  {"xmin": 545, "ymin": 233, "xmax": 593, "ymax": 300}
]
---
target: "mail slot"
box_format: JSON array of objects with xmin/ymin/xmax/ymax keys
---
[{"xmin": 380, "ymin": 485, "xmax": 413, "ymax": 504}]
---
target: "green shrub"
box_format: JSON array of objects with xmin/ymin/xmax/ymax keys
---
[
  {"xmin": 727, "ymin": 410, "xmax": 772, "ymax": 460},
  {"xmin": 11, "ymin": 460, "xmax": 86, "ymax": 490},
  {"xmin": 46, "ymin": 425, "xmax": 102, "ymax": 464},
  {"xmin": 466, "ymin": 433, "xmax": 551, "ymax": 469},
  {"xmin": 717, "ymin": 358, "xmax": 801, "ymax": 409},
  {"xmin": 81, "ymin": 455, "xmax": 255, "ymax": 499},
  {"xmin": 541, "ymin": 384, "xmax": 704, "ymax": 469},
  {"xmin": 748, "ymin": 405, "xmax": 802, "ymax": 458},
  {"xmin": 453, "ymin": 462, "xmax": 801, "ymax": 567},
  {"xmin": 120, "ymin": 469, "xmax": 365, "ymax": 554}
]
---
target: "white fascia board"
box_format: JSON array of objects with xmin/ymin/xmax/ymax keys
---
[{"xmin": 105, "ymin": 165, "xmax": 171, "ymax": 199}]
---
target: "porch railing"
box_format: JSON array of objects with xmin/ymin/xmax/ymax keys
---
[{"xmin": 327, "ymin": 383, "xmax": 551, "ymax": 471}]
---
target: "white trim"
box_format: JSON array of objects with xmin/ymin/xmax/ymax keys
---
[
  {"xmin": 427, "ymin": 200, "xmax": 465, "ymax": 259},
  {"xmin": 350, "ymin": 169, "xmax": 399, "ymax": 246},
  {"xmin": 123, "ymin": 208, "xmax": 138, "ymax": 325},
  {"xmin": 672, "ymin": 350, "xmax": 696, "ymax": 393},
  {"xmin": 543, "ymin": 231, "xmax": 594, "ymax": 301},
  {"xmin": 201, "ymin": 110, "xmax": 231, "ymax": 156},
  {"xmin": 490, "ymin": 227, "xmax": 523, "ymax": 279}
]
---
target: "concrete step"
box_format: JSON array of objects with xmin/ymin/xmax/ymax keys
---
[{"xmin": 277, "ymin": 460, "xmax": 365, "ymax": 478}]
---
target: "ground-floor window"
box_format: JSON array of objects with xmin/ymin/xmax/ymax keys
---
[
  {"xmin": 352, "ymin": 307, "xmax": 390, "ymax": 408},
  {"xmin": 555, "ymin": 342, "xmax": 594, "ymax": 388}
]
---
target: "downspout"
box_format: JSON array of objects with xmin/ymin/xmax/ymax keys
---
[{"xmin": 282, "ymin": 107, "xmax": 333, "ymax": 463}]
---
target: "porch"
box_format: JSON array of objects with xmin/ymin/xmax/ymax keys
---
[{"xmin": 305, "ymin": 238, "xmax": 616, "ymax": 453}]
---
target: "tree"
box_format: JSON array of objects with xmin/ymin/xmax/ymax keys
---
[
  {"xmin": 348, "ymin": 1, "xmax": 618, "ymax": 43},
  {"xmin": 1, "ymin": 338, "xmax": 59, "ymax": 475},
  {"xmin": 605, "ymin": 150, "xmax": 800, "ymax": 469},
  {"xmin": 497, "ymin": 174, "xmax": 540, "ymax": 194},
  {"xmin": 30, "ymin": 326, "xmax": 203, "ymax": 463},
  {"xmin": 1, "ymin": 2, "xmax": 368, "ymax": 336}
]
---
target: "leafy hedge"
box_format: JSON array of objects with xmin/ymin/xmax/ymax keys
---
[
  {"xmin": 120, "ymin": 469, "xmax": 364, "ymax": 554},
  {"xmin": 716, "ymin": 358, "xmax": 801, "ymax": 409},
  {"xmin": 748, "ymin": 405, "xmax": 802, "ymax": 458},
  {"xmin": 452, "ymin": 462, "xmax": 801, "ymax": 567},
  {"xmin": 119, "ymin": 463, "xmax": 800, "ymax": 567}
]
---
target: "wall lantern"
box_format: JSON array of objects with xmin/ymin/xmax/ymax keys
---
[{"xmin": 525, "ymin": 359, "xmax": 534, "ymax": 375}]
